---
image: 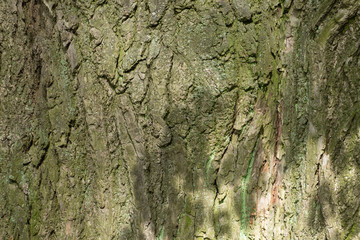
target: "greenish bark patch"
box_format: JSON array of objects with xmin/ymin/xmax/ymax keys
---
[{"xmin": 239, "ymin": 135, "xmax": 259, "ymax": 237}]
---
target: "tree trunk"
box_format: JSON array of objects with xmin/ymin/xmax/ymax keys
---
[{"xmin": 1, "ymin": 0, "xmax": 360, "ymax": 239}]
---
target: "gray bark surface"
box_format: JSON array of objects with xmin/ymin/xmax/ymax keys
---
[{"xmin": 1, "ymin": 0, "xmax": 360, "ymax": 239}]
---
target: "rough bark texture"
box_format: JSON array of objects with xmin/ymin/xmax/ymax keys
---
[{"xmin": 1, "ymin": 0, "xmax": 360, "ymax": 239}]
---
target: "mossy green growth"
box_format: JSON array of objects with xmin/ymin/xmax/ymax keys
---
[
  {"xmin": 345, "ymin": 223, "xmax": 358, "ymax": 240},
  {"xmin": 157, "ymin": 226, "xmax": 165, "ymax": 240},
  {"xmin": 206, "ymin": 150, "xmax": 216, "ymax": 185},
  {"xmin": 239, "ymin": 137, "xmax": 259, "ymax": 237},
  {"xmin": 317, "ymin": 19, "xmax": 336, "ymax": 45}
]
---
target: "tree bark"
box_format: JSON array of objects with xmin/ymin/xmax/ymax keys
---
[{"xmin": 1, "ymin": 0, "xmax": 360, "ymax": 239}]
